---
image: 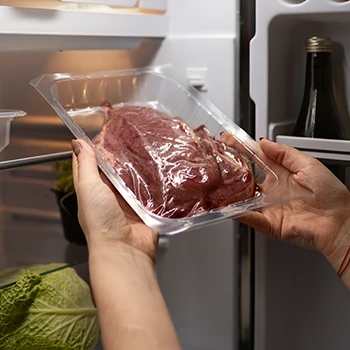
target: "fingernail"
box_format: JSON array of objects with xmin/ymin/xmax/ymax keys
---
[
  {"xmin": 259, "ymin": 137, "xmax": 273, "ymax": 142},
  {"xmin": 71, "ymin": 139, "xmax": 82, "ymax": 156}
]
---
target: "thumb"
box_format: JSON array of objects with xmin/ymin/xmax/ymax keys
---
[
  {"xmin": 71, "ymin": 139, "xmax": 101, "ymax": 186},
  {"xmin": 260, "ymin": 138, "xmax": 317, "ymax": 174}
]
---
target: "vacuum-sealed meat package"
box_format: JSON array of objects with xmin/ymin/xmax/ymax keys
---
[
  {"xmin": 93, "ymin": 105, "xmax": 255, "ymax": 218},
  {"xmin": 31, "ymin": 66, "xmax": 312, "ymax": 235}
]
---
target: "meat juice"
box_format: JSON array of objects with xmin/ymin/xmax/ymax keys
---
[{"xmin": 93, "ymin": 105, "xmax": 255, "ymax": 218}]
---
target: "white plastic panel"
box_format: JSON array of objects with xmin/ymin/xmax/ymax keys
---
[
  {"xmin": 0, "ymin": 6, "xmax": 168, "ymax": 51},
  {"xmin": 140, "ymin": 0, "xmax": 167, "ymax": 11},
  {"xmin": 276, "ymin": 135, "xmax": 350, "ymax": 162},
  {"xmin": 270, "ymin": 123, "xmax": 350, "ymax": 162},
  {"xmin": 167, "ymin": 0, "xmax": 237, "ymax": 37},
  {"xmin": 60, "ymin": 0, "xmax": 137, "ymax": 6}
]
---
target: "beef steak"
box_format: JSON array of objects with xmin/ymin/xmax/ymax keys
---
[{"xmin": 93, "ymin": 105, "xmax": 255, "ymax": 218}]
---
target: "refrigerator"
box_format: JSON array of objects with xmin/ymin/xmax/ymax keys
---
[{"xmin": 0, "ymin": 0, "xmax": 349, "ymax": 349}]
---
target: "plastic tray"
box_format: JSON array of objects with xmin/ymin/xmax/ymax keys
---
[
  {"xmin": 30, "ymin": 66, "xmax": 311, "ymax": 235},
  {"xmin": 0, "ymin": 109, "xmax": 27, "ymax": 154}
]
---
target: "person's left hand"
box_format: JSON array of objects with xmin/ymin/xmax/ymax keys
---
[
  {"xmin": 220, "ymin": 133, "xmax": 350, "ymax": 261},
  {"xmin": 72, "ymin": 139, "xmax": 159, "ymax": 264}
]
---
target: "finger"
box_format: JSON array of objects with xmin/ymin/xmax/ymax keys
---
[
  {"xmin": 220, "ymin": 132, "xmax": 250, "ymax": 155},
  {"xmin": 99, "ymin": 171, "xmax": 140, "ymax": 220},
  {"xmin": 220, "ymin": 132, "xmax": 237, "ymax": 146},
  {"xmin": 220, "ymin": 132, "xmax": 243, "ymax": 150},
  {"xmin": 71, "ymin": 139, "xmax": 101, "ymax": 185},
  {"xmin": 99, "ymin": 172, "xmax": 131, "ymax": 207},
  {"xmin": 100, "ymin": 171, "xmax": 118, "ymax": 194},
  {"xmin": 72, "ymin": 150, "xmax": 78, "ymax": 190},
  {"xmin": 260, "ymin": 139, "xmax": 317, "ymax": 174},
  {"xmin": 236, "ymin": 211, "xmax": 272, "ymax": 236}
]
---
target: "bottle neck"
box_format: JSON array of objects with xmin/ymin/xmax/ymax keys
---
[{"xmin": 304, "ymin": 51, "xmax": 334, "ymax": 92}]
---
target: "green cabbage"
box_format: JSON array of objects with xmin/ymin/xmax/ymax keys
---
[{"xmin": 0, "ymin": 263, "xmax": 98, "ymax": 350}]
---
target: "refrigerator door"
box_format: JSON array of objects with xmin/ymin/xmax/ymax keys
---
[{"xmin": 251, "ymin": 1, "xmax": 350, "ymax": 350}]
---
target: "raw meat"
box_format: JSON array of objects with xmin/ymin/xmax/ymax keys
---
[
  {"xmin": 194, "ymin": 125, "xmax": 255, "ymax": 208},
  {"xmin": 93, "ymin": 105, "xmax": 255, "ymax": 218}
]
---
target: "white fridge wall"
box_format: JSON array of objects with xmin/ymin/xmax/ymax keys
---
[
  {"xmin": 0, "ymin": 1, "xmax": 240, "ymax": 349},
  {"xmin": 167, "ymin": 0, "xmax": 237, "ymax": 36},
  {"xmin": 252, "ymin": 2, "xmax": 350, "ymax": 350},
  {"xmin": 152, "ymin": 37, "xmax": 238, "ymax": 349}
]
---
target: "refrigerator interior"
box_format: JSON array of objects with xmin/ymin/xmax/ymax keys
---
[
  {"xmin": 0, "ymin": 1, "xmax": 240, "ymax": 349},
  {"xmin": 250, "ymin": 1, "xmax": 350, "ymax": 350}
]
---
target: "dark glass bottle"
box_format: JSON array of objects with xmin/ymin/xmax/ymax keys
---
[{"xmin": 293, "ymin": 36, "xmax": 346, "ymax": 181}]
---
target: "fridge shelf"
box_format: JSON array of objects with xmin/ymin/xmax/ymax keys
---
[
  {"xmin": 0, "ymin": 151, "xmax": 72, "ymax": 171},
  {"xmin": 0, "ymin": 5, "xmax": 168, "ymax": 51},
  {"xmin": 269, "ymin": 122, "xmax": 350, "ymax": 162},
  {"xmin": 0, "ymin": 259, "xmax": 88, "ymax": 291},
  {"xmin": 275, "ymin": 135, "xmax": 350, "ymax": 162}
]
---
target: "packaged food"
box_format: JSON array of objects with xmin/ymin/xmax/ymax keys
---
[
  {"xmin": 93, "ymin": 104, "xmax": 256, "ymax": 218},
  {"xmin": 30, "ymin": 66, "xmax": 311, "ymax": 235},
  {"xmin": 0, "ymin": 109, "xmax": 27, "ymax": 154}
]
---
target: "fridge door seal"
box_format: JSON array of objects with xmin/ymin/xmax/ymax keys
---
[{"xmin": 238, "ymin": 0, "xmax": 256, "ymax": 348}]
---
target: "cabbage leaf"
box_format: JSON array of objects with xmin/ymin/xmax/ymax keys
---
[{"xmin": 0, "ymin": 263, "xmax": 98, "ymax": 350}]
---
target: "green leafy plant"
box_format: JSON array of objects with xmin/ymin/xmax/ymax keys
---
[
  {"xmin": 52, "ymin": 160, "xmax": 74, "ymax": 193},
  {"xmin": 0, "ymin": 263, "xmax": 98, "ymax": 350}
]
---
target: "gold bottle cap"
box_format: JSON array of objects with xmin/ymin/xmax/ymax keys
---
[{"xmin": 305, "ymin": 36, "xmax": 332, "ymax": 53}]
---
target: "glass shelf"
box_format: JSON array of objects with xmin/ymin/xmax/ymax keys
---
[{"xmin": 0, "ymin": 5, "xmax": 168, "ymax": 51}]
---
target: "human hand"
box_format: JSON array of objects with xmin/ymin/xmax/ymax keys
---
[
  {"xmin": 71, "ymin": 139, "xmax": 158, "ymax": 263},
  {"xmin": 221, "ymin": 134, "xmax": 350, "ymax": 266}
]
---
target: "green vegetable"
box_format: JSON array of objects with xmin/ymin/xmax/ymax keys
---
[
  {"xmin": 0, "ymin": 263, "xmax": 98, "ymax": 350},
  {"xmin": 52, "ymin": 160, "xmax": 75, "ymax": 193}
]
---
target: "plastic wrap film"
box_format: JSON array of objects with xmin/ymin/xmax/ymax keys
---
[
  {"xmin": 30, "ymin": 66, "xmax": 312, "ymax": 235},
  {"xmin": 93, "ymin": 104, "xmax": 256, "ymax": 218}
]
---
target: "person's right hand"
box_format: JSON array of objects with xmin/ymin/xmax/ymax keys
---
[
  {"xmin": 221, "ymin": 134, "xmax": 350, "ymax": 274},
  {"xmin": 71, "ymin": 139, "xmax": 158, "ymax": 264}
]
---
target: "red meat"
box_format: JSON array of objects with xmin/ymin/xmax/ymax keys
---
[{"xmin": 93, "ymin": 105, "xmax": 255, "ymax": 218}]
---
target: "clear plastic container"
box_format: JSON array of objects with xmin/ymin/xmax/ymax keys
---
[
  {"xmin": 0, "ymin": 109, "xmax": 27, "ymax": 154},
  {"xmin": 30, "ymin": 66, "xmax": 311, "ymax": 235}
]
